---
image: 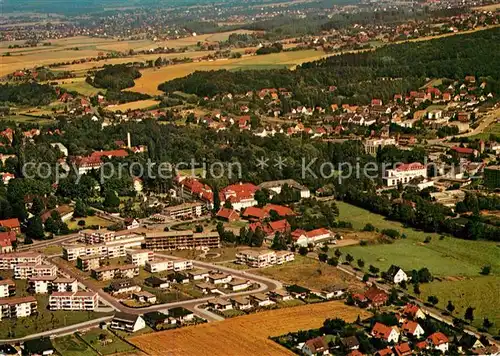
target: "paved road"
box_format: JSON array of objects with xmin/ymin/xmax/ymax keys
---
[
  {"xmin": 52, "ymin": 252, "xmax": 283, "ymax": 321},
  {"xmin": 17, "ymin": 233, "xmax": 79, "ymax": 252},
  {"xmin": 0, "ymin": 316, "xmax": 113, "ymax": 344}
]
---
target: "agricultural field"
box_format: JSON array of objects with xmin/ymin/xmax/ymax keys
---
[
  {"xmin": 128, "ymin": 49, "xmax": 328, "ymax": 95},
  {"xmin": 334, "ymin": 201, "xmax": 500, "ymax": 278},
  {"xmin": 53, "ymin": 335, "xmax": 98, "ymax": 356},
  {"xmin": 130, "ymin": 301, "xmax": 371, "ymax": 356},
  {"xmin": 253, "ymin": 255, "xmax": 365, "ymax": 292},
  {"xmin": 107, "ymin": 99, "xmax": 160, "ymax": 112},
  {"xmin": 469, "ymin": 122, "xmax": 500, "ymax": 141},
  {"xmin": 473, "ymin": 3, "xmax": 500, "ymax": 11},
  {"xmin": 418, "ymin": 276, "xmax": 500, "ymax": 330},
  {"xmin": 58, "ymin": 78, "xmax": 105, "ymax": 96},
  {"xmin": 67, "ymin": 216, "xmax": 114, "ymax": 230}
]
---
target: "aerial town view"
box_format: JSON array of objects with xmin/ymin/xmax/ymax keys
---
[{"xmin": 0, "ymin": 0, "xmax": 499, "ymax": 354}]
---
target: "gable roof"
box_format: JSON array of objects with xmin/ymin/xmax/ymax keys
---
[
  {"xmin": 427, "ymin": 332, "xmax": 449, "ymax": 346},
  {"xmin": 371, "ymin": 322, "xmax": 395, "ymax": 340},
  {"xmin": 304, "ymin": 336, "xmax": 328, "ymax": 353},
  {"xmin": 113, "ymin": 312, "xmax": 140, "ymax": 323},
  {"xmin": 402, "ymin": 320, "xmax": 420, "ymax": 334},
  {"xmin": 386, "ymin": 265, "xmax": 403, "ymax": 278},
  {"xmin": 216, "ymin": 207, "xmax": 239, "ymax": 220},
  {"xmin": 262, "ymin": 204, "xmax": 295, "ymax": 217},
  {"xmin": 394, "ymin": 343, "xmax": 412, "ymax": 356}
]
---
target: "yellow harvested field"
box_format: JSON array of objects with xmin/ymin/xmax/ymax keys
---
[
  {"xmin": 129, "ymin": 49, "xmax": 327, "ymax": 95},
  {"xmin": 252, "ymin": 255, "xmax": 365, "ymax": 292},
  {"xmin": 130, "ymin": 301, "xmax": 370, "ymax": 356},
  {"xmin": 107, "ymin": 99, "xmax": 160, "ymax": 112}
]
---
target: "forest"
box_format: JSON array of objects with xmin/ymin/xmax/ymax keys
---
[
  {"xmin": 0, "ymin": 83, "xmax": 57, "ymax": 106},
  {"xmin": 88, "ymin": 64, "xmax": 142, "ymax": 91},
  {"xmin": 159, "ymin": 27, "xmax": 500, "ymax": 105}
]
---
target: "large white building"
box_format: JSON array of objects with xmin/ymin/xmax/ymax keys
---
[
  {"xmin": 145, "ymin": 259, "xmax": 193, "ymax": 273},
  {"xmin": 28, "ymin": 276, "xmax": 78, "ymax": 294},
  {"xmin": 14, "ymin": 263, "xmax": 57, "ymax": 280},
  {"xmin": 258, "ymin": 179, "xmax": 310, "ymax": 199},
  {"xmin": 63, "ymin": 234, "xmax": 144, "ymax": 261},
  {"xmin": 236, "ymin": 250, "xmax": 294, "ymax": 268},
  {"xmin": 0, "ymin": 279, "xmax": 15, "ymax": 298},
  {"xmin": 0, "ymin": 253, "xmax": 42, "ymax": 270},
  {"xmin": 49, "ymin": 291, "xmax": 98, "ymax": 311},
  {"xmin": 364, "ymin": 137, "xmax": 397, "ymax": 155},
  {"xmin": 383, "ymin": 162, "xmax": 427, "ymax": 187},
  {"xmin": 126, "ymin": 249, "xmax": 154, "ymax": 266},
  {"xmin": 0, "ymin": 296, "xmax": 37, "ymax": 320}
]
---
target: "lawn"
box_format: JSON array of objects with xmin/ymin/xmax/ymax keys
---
[
  {"xmin": 335, "ymin": 201, "xmax": 500, "ymax": 277},
  {"xmin": 79, "ymin": 329, "xmax": 136, "ymax": 355},
  {"xmin": 418, "ymin": 276, "xmax": 500, "ymax": 330},
  {"xmin": 67, "ymin": 216, "xmax": 114, "ymax": 230},
  {"xmin": 53, "ymin": 335, "xmax": 98, "ymax": 356},
  {"xmin": 469, "ymin": 122, "xmax": 500, "ymax": 141},
  {"xmin": 59, "ymin": 79, "xmax": 105, "ymax": 96},
  {"xmin": 107, "ymin": 99, "xmax": 160, "ymax": 112},
  {"xmin": 253, "ymin": 255, "xmax": 364, "ymax": 292},
  {"xmin": 0, "ymin": 295, "xmax": 111, "ymax": 339}
]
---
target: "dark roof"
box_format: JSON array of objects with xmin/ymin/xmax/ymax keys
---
[
  {"xmin": 168, "ymin": 307, "xmax": 193, "ymax": 318},
  {"xmin": 286, "ymin": 284, "xmax": 310, "ymax": 294},
  {"xmin": 113, "ymin": 312, "xmax": 140, "ymax": 323},
  {"xmin": 143, "ymin": 311, "xmax": 168, "ymax": 322},
  {"xmin": 110, "ymin": 279, "xmax": 134, "ymax": 290},
  {"xmin": 145, "ymin": 276, "xmax": 167, "ymax": 286},
  {"xmin": 341, "ymin": 336, "xmax": 360, "ymax": 349},
  {"xmin": 0, "ymin": 344, "xmax": 17, "ymax": 355},
  {"xmin": 23, "ymin": 338, "xmax": 54, "ymax": 354},
  {"xmin": 386, "ymin": 265, "xmax": 402, "ymax": 278}
]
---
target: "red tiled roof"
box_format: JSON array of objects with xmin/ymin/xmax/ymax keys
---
[
  {"xmin": 268, "ymin": 219, "xmax": 290, "ymax": 233},
  {"xmin": 216, "ymin": 208, "xmax": 238, "ymax": 220},
  {"xmin": 306, "ymin": 228, "xmax": 330, "ymax": 238},
  {"xmin": 220, "ymin": 183, "xmax": 258, "ymax": 203},
  {"xmin": 415, "ymin": 341, "xmax": 427, "ymax": 350},
  {"xmin": 427, "ymin": 332, "xmax": 449, "ymax": 346},
  {"xmin": 0, "ymin": 231, "xmax": 17, "ymax": 242},
  {"xmin": 394, "ymin": 342, "xmax": 412, "ymax": 356},
  {"xmin": 402, "ymin": 320, "xmax": 420, "ymax": 334},
  {"xmin": 348, "ymin": 350, "xmax": 365, "ymax": 356},
  {"xmin": 375, "ymin": 348, "xmax": 393, "ymax": 356},
  {"xmin": 242, "ymin": 206, "xmax": 268, "ymax": 220},
  {"xmin": 452, "ymin": 146, "xmax": 476, "ymax": 155},
  {"xmin": 371, "ymin": 323, "xmax": 394, "ymax": 340},
  {"xmin": 263, "ymin": 204, "xmax": 295, "ymax": 217},
  {"xmin": 0, "ymin": 218, "xmax": 20, "ymax": 230},
  {"xmin": 395, "ymin": 162, "xmax": 425, "ymax": 172},
  {"xmin": 403, "ymin": 303, "xmax": 420, "ymax": 317},
  {"xmin": 364, "ymin": 286, "xmax": 388, "ymax": 302},
  {"xmin": 304, "ymin": 336, "xmax": 327, "ymax": 353}
]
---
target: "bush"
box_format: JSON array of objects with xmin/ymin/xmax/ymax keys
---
[
  {"xmin": 381, "ymin": 229, "xmax": 400, "ymax": 239},
  {"xmin": 77, "ymin": 220, "xmax": 86, "ymax": 226},
  {"xmin": 363, "ymin": 223, "xmax": 375, "ymax": 232},
  {"xmin": 424, "ymin": 236, "xmax": 432, "ymax": 243}
]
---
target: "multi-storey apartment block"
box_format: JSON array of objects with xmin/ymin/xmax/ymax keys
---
[
  {"xmin": 145, "ymin": 260, "xmax": 173, "ymax": 273},
  {"xmin": 0, "ymin": 296, "xmax": 37, "ymax": 320},
  {"xmin": 144, "ymin": 231, "xmax": 220, "ymax": 251},
  {"xmin": 236, "ymin": 250, "xmax": 294, "ymax": 268},
  {"xmin": 63, "ymin": 234, "xmax": 144, "ymax": 261},
  {"xmin": 91, "ymin": 264, "xmax": 139, "ymax": 281},
  {"xmin": 0, "ymin": 279, "xmax": 16, "ymax": 298},
  {"xmin": 0, "ymin": 252, "xmax": 42, "ymax": 270},
  {"xmin": 14, "ymin": 263, "xmax": 58, "ymax": 279},
  {"xmin": 49, "ymin": 291, "xmax": 98, "ymax": 311},
  {"xmin": 77, "ymin": 255, "xmax": 101, "ymax": 272},
  {"xmin": 27, "ymin": 276, "xmax": 78, "ymax": 294},
  {"xmin": 126, "ymin": 249, "xmax": 154, "ymax": 266}
]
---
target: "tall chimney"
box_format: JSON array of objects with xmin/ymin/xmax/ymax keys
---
[{"xmin": 127, "ymin": 132, "xmax": 131, "ymax": 149}]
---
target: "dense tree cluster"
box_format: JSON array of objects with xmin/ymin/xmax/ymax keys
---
[
  {"xmin": 88, "ymin": 64, "xmax": 142, "ymax": 90},
  {"xmin": 159, "ymin": 28, "xmax": 500, "ymax": 104},
  {"xmin": 0, "ymin": 83, "xmax": 57, "ymax": 106}
]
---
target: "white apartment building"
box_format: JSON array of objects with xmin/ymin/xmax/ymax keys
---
[
  {"xmin": 0, "ymin": 296, "xmax": 37, "ymax": 320},
  {"xmin": 14, "ymin": 263, "xmax": 57, "ymax": 279},
  {"xmin": 49, "ymin": 291, "xmax": 98, "ymax": 311},
  {"xmin": 145, "ymin": 260, "xmax": 172, "ymax": 273},
  {"xmin": 236, "ymin": 250, "xmax": 295, "ymax": 268},
  {"xmin": 0, "ymin": 253, "xmax": 42, "ymax": 270},
  {"xmin": 0, "ymin": 279, "xmax": 15, "ymax": 298},
  {"xmin": 126, "ymin": 249, "xmax": 154, "ymax": 266},
  {"xmin": 63, "ymin": 234, "xmax": 144, "ymax": 261},
  {"xmin": 173, "ymin": 259, "xmax": 193, "ymax": 271},
  {"xmin": 364, "ymin": 137, "xmax": 397, "ymax": 155},
  {"xmin": 384, "ymin": 162, "xmax": 427, "ymax": 187},
  {"xmin": 28, "ymin": 276, "xmax": 56, "ymax": 294},
  {"xmin": 53, "ymin": 278, "xmax": 78, "ymax": 292}
]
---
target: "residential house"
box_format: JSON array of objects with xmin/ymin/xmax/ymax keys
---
[
  {"xmin": 0, "ymin": 218, "xmax": 20, "ymax": 233},
  {"xmin": 371, "ymin": 322, "xmax": 400, "ymax": 343},
  {"xmin": 143, "ymin": 311, "xmax": 170, "ymax": 330},
  {"xmin": 216, "ymin": 208, "xmax": 239, "ymax": 222},
  {"xmin": 188, "ymin": 269, "xmax": 210, "ymax": 281},
  {"xmin": 230, "ymin": 296, "xmax": 252, "ymax": 310},
  {"xmin": 341, "ymin": 336, "xmax": 360, "ymax": 351},
  {"xmin": 132, "ymin": 291, "xmax": 157, "ymax": 304},
  {"xmin": 286, "ymin": 284, "xmax": 310, "ymax": 299},
  {"xmin": 268, "ymin": 289, "xmax": 293, "ymax": 302},
  {"xmin": 195, "ymin": 282, "xmax": 219, "ymax": 295},
  {"xmin": 166, "ymin": 272, "xmax": 190, "ymax": 284},
  {"xmin": 364, "ymin": 287, "xmax": 388, "ymax": 307},
  {"xmin": 249, "ymin": 293, "xmax": 275, "ymax": 307},
  {"xmin": 402, "ymin": 304, "xmax": 426, "ymax": 320},
  {"xmin": 427, "ymin": 332, "xmax": 449, "ymax": 353},
  {"xmin": 394, "ymin": 343, "xmax": 412, "ymax": 356},
  {"xmin": 111, "ymin": 312, "xmax": 146, "ymax": 332},
  {"xmin": 0, "ymin": 296, "xmax": 37, "ymax": 320},
  {"xmin": 314, "ymin": 284, "xmax": 347, "ymax": 300},
  {"xmin": 208, "ymin": 298, "xmax": 233, "ymax": 311},
  {"xmin": 302, "ymin": 336, "xmax": 329, "ymax": 356},
  {"xmin": 109, "ymin": 279, "xmax": 140, "ymax": 295},
  {"xmin": 168, "ymin": 307, "xmax": 194, "ymax": 323},
  {"xmin": 207, "ymin": 272, "xmax": 232, "ymax": 285},
  {"xmin": 401, "ymin": 320, "xmax": 425, "ymax": 338},
  {"xmin": 384, "ymin": 265, "xmax": 408, "ymax": 284},
  {"xmin": 144, "ymin": 276, "xmax": 169, "ymax": 289}
]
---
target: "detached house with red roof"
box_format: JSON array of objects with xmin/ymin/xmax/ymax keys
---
[
  {"xmin": 291, "ymin": 228, "xmax": 332, "ymax": 247},
  {"xmin": 72, "ymin": 149, "xmax": 129, "ymax": 175},
  {"xmin": 371, "ymin": 322, "xmax": 400, "ymax": 343},
  {"xmin": 216, "ymin": 208, "xmax": 239, "ymax": 222},
  {"xmin": 402, "ymin": 304, "xmax": 426, "ymax": 320},
  {"xmin": 451, "ymin": 146, "xmax": 478, "ymax": 158},
  {"xmin": 401, "ymin": 320, "xmax": 425, "ymax": 338},
  {"xmin": 393, "ymin": 342, "xmax": 412, "ymax": 356},
  {"xmin": 241, "ymin": 206, "xmax": 269, "ymax": 221},
  {"xmin": 427, "ymin": 332, "xmax": 449, "ymax": 353},
  {"xmin": 364, "ymin": 286, "xmax": 389, "ymax": 307},
  {"xmin": 302, "ymin": 336, "xmax": 329, "ymax": 356},
  {"xmin": 262, "ymin": 204, "xmax": 295, "ymax": 217},
  {"xmin": 0, "ymin": 218, "xmax": 20, "ymax": 233}
]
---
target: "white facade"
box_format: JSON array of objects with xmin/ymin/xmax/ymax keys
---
[
  {"xmin": 173, "ymin": 260, "xmax": 193, "ymax": 271},
  {"xmin": 0, "ymin": 253, "xmax": 42, "ymax": 269},
  {"xmin": 365, "ymin": 138, "xmax": 397, "ymax": 155},
  {"xmin": 14, "ymin": 263, "xmax": 57, "ymax": 279},
  {"xmin": 0, "ymin": 280, "xmax": 14, "ymax": 298},
  {"xmin": 145, "ymin": 260, "xmax": 173, "ymax": 273},
  {"xmin": 236, "ymin": 250, "xmax": 295, "ymax": 268},
  {"xmin": 63, "ymin": 235, "xmax": 144, "ymax": 261},
  {"xmin": 393, "ymin": 269, "xmax": 408, "ymax": 284},
  {"xmin": 126, "ymin": 249, "xmax": 154, "ymax": 266},
  {"xmin": 384, "ymin": 162, "xmax": 427, "ymax": 187},
  {"xmin": 49, "ymin": 292, "xmax": 98, "ymax": 311}
]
